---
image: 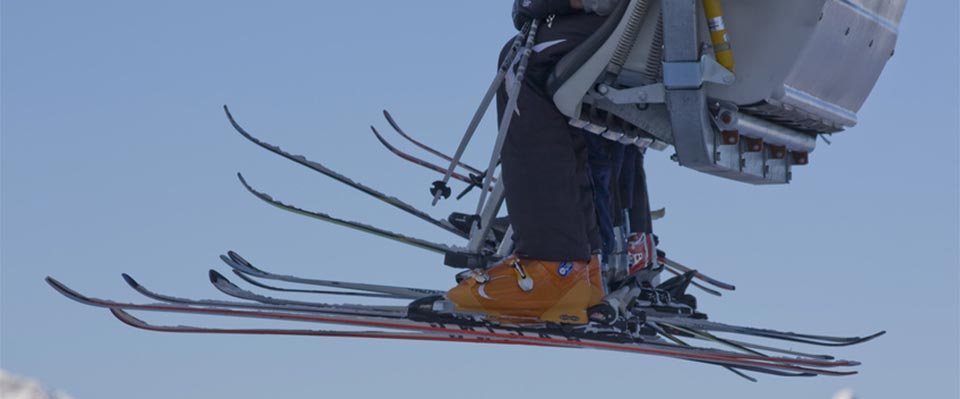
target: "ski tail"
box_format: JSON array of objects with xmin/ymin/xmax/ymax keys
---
[{"xmin": 652, "ymin": 317, "xmax": 886, "ymax": 348}]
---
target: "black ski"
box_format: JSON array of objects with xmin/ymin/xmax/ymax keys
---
[
  {"xmin": 223, "ymin": 251, "xmax": 444, "ymax": 300},
  {"xmin": 208, "ymin": 270, "xmax": 405, "ymax": 311},
  {"xmin": 121, "ymin": 273, "xmax": 403, "ymax": 317},
  {"xmin": 229, "ymin": 270, "xmax": 401, "ymax": 299},
  {"xmin": 370, "ymin": 126, "xmax": 479, "ymax": 187},
  {"xmin": 649, "ymin": 316, "xmax": 886, "ymax": 347},
  {"xmin": 382, "ymin": 110, "xmax": 485, "ymax": 176},
  {"xmin": 237, "ymin": 174, "xmax": 470, "ymax": 259}
]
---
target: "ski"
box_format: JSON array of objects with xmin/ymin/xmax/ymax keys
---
[
  {"xmin": 656, "ymin": 321, "xmax": 836, "ymax": 361},
  {"xmin": 648, "ymin": 316, "xmax": 886, "ymax": 347},
  {"xmin": 237, "ymin": 174, "xmax": 471, "ymax": 259},
  {"xmin": 370, "ymin": 126, "xmax": 480, "ymax": 188},
  {"xmin": 224, "ymin": 105, "xmax": 466, "ymax": 239},
  {"xmin": 223, "ymin": 251, "xmax": 444, "ymax": 300},
  {"xmin": 110, "ymin": 309, "xmax": 821, "ymax": 379},
  {"xmin": 660, "ymin": 256, "xmax": 737, "ymax": 291},
  {"xmin": 110, "ymin": 308, "xmax": 563, "ymax": 347},
  {"xmin": 229, "ymin": 270, "xmax": 401, "ymax": 299},
  {"xmin": 650, "ymin": 323, "xmax": 770, "ymax": 381},
  {"xmin": 46, "ymin": 276, "xmax": 861, "ymax": 376},
  {"xmin": 663, "ymin": 266, "xmax": 722, "ymax": 297},
  {"xmin": 121, "ymin": 273, "xmax": 404, "ymax": 317},
  {"xmin": 382, "ymin": 110, "xmax": 485, "ymax": 176},
  {"xmin": 650, "ymin": 207, "xmax": 666, "ymax": 220},
  {"xmin": 208, "ymin": 270, "xmax": 405, "ymax": 310},
  {"xmin": 658, "ymin": 321, "xmax": 767, "ymax": 357}
]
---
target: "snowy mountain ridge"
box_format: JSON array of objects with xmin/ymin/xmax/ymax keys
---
[{"xmin": 0, "ymin": 370, "xmax": 74, "ymax": 399}]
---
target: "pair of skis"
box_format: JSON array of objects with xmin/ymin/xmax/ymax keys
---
[{"xmin": 46, "ymin": 250, "xmax": 882, "ymax": 381}]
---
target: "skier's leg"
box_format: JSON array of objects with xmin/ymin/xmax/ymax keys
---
[
  {"xmin": 578, "ymin": 134, "xmax": 604, "ymax": 256},
  {"xmin": 496, "ymin": 14, "xmax": 606, "ymax": 262},
  {"xmin": 447, "ymin": 15, "xmax": 608, "ymax": 325},
  {"xmin": 628, "ymin": 149, "xmax": 653, "ymax": 236},
  {"xmin": 624, "ymin": 148, "xmax": 659, "ymax": 276},
  {"xmin": 585, "ymin": 134, "xmax": 617, "ymax": 258}
]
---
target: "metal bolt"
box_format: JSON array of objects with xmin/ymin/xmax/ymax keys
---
[{"xmin": 720, "ymin": 112, "xmax": 733, "ymax": 124}]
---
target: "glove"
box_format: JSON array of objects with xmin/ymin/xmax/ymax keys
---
[
  {"xmin": 512, "ymin": 0, "xmax": 577, "ymax": 30},
  {"xmin": 582, "ymin": 0, "xmax": 620, "ymax": 16}
]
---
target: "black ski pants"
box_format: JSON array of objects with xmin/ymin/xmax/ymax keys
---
[{"xmin": 496, "ymin": 14, "xmax": 608, "ymax": 262}]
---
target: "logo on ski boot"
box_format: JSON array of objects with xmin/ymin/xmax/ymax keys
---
[{"xmin": 557, "ymin": 262, "xmax": 574, "ymax": 277}]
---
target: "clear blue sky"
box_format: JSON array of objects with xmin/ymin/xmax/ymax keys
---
[{"xmin": 2, "ymin": 1, "xmax": 957, "ymax": 398}]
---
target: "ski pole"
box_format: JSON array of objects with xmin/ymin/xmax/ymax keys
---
[
  {"xmin": 473, "ymin": 19, "xmax": 541, "ymax": 215},
  {"xmin": 430, "ymin": 23, "xmax": 532, "ymax": 206}
]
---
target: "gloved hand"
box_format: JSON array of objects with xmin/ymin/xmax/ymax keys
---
[
  {"xmin": 582, "ymin": 0, "xmax": 620, "ymax": 16},
  {"xmin": 512, "ymin": 0, "xmax": 577, "ymax": 30}
]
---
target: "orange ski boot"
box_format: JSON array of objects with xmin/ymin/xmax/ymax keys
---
[{"xmin": 444, "ymin": 256, "xmax": 605, "ymax": 325}]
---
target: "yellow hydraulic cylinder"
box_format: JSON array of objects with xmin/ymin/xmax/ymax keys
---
[{"xmin": 702, "ymin": 0, "xmax": 735, "ymax": 71}]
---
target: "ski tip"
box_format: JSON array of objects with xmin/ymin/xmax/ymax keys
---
[
  {"xmin": 120, "ymin": 273, "xmax": 140, "ymax": 288},
  {"xmin": 45, "ymin": 277, "xmax": 89, "ymax": 302},
  {"xmin": 369, "ymin": 126, "xmax": 399, "ymax": 150},
  {"xmin": 220, "ymin": 253, "xmax": 250, "ymax": 273},
  {"xmin": 382, "ymin": 109, "xmax": 397, "ymax": 125},
  {"xmin": 44, "ymin": 276, "xmax": 64, "ymax": 290},
  {"xmin": 226, "ymin": 251, "xmax": 258, "ymax": 271},
  {"xmin": 45, "ymin": 276, "xmax": 66, "ymax": 290},
  {"xmin": 235, "ymin": 173, "xmax": 259, "ymax": 195},
  {"xmin": 110, "ymin": 308, "xmax": 148, "ymax": 328},
  {"xmin": 208, "ymin": 269, "xmax": 227, "ymax": 284},
  {"xmin": 219, "ymin": 254, "xmax": 234, "ymax": 267},
  {"xmin": 227, "ymin": 250, "xmax": 242, "ymax": 262},
  {"xmin": 223, "ymin": 105, "xmax": 237, "ymax": 123},
  {"xmin": 863, "ymin": 330, "xmax": 887, "ymax": 341}
]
